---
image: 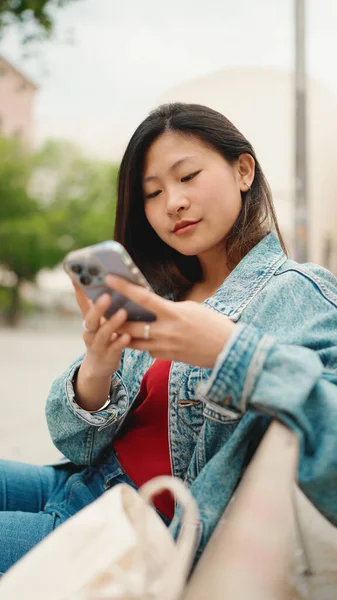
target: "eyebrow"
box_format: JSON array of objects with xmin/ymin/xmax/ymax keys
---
[{"xmin": 143, "ymin": 156, "xmax": 195, "ymax": 183}]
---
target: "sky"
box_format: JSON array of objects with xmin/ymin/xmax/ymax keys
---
[{"xmin": 1, "ymin": 0, "xmax": 337, "ymax": 159}]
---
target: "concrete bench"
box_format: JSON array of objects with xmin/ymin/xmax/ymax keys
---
[{"xmin": 183, "ymin": 421, "xmax": 301, "ymax": 600}]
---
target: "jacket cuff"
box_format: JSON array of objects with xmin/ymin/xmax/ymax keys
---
[
  {"xmin": 198, "ymin": 323, "xmax": 276, "ymax": 414},
  {"xmin": 64, "ymin": 361, "xmax": 125, "ymax": 427}
]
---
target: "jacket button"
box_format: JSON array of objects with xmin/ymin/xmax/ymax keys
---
[{"xmin": 178, "ymin": 399, "xmax": 201, "ymax": 408}]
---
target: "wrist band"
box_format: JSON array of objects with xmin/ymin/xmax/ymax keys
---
[
  {"xmin": 90, "ymin": 396, "xmax": 111, "ymax": 413},
  {"xmin": 71, "ymin": 366, "xmax": 111, "ymax": 413}
]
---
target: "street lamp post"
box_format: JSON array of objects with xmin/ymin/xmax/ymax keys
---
[{"xmin": 294, "ymin": 0, "xmax": 308, "ymax": 263}]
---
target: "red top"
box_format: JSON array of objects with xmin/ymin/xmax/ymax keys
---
[{"xmin": 113, "ymin": 359, "xmax": 174, "ymax": 520}]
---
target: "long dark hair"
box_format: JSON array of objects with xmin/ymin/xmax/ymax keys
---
[{"xmin": 114, "ymin": 102, "xmax": 286, "ymax": 298}]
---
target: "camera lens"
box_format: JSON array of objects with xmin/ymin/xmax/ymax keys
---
[
  {"xmin": 71, "ymin": 264, "xmax": 82, "ymax": 274},
  {"xmin": 88, "ymin": 265, "xmax": 100, "ymax": 277},
  {"xmin": 79, "ymin": 275, "xmax": 92, "ymax": 286}
]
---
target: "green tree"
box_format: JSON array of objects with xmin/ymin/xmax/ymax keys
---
[
  {"xmin": 0, "ymin": 135, "xmax": 36, "ymax": 220},
  {"xmin": 0, "ymin": 137, "xmax": 118, "ymax": 325},
  {"xmin": 0, "ymin": 1, "xmax": 78, "ymax": 41},
  {"xmin": 34, "ymin": 139, "xmax": 118, "ymax": 247},
  {"xmin": 0, "ymin": 137, "xmax": 41, "ymax": 324}
]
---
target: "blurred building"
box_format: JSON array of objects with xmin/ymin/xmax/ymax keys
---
[
  {"xmin": 0, "ymin": 54, "xmax": 38, "ymax": 147},
  {"xmin": 158, "ymin": 67, "xmax": 337, "ymax": 271}
]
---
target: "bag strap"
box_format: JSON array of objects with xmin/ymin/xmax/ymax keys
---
[{"xmin": 140, "ymin": 476, "xmax": 200, "ymax": 599}]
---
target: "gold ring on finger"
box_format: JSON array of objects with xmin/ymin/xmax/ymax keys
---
[
  {"xmin": 82, "ymin": 320, "xmax": 99, "ymax": 335},
  {"xmin": 143, "ymin": 324, "xmax": 151, "ymax": 340}
]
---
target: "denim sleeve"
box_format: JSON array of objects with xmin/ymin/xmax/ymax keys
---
[
  {"xmin": 45, "ymin": 353, "xmax": 129, "ymax": 465},
  {"xmin": 198, "ymin": 323, "xmax": 337, "ymax": 525}
]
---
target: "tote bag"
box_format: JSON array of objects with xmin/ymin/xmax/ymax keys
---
[{"xmin": 0, "ymin": 475, "xmax": 200, "ymax": 600}]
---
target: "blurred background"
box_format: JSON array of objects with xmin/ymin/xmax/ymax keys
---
[
  {"xmin": 1, "ymin": 1, "xmax": 337, "ymax": 596},
  {"xmin": 2, "ymin": 0, "xmax": 337, "ymax": 331}
]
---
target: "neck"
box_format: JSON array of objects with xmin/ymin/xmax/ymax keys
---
[{"xmin": 197, "ymin": 246, "xmax": 232, "ymax": 292}]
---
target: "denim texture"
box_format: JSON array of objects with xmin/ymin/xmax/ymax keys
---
[
  {"xmin": 46, "ymin": 233, "xmax": 337, "ymax": 562},
  {"xmin": 0, "ymin": 451, "xmax": 141, "ymax": 573}
]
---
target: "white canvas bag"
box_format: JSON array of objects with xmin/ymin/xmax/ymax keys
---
[{"xmin": 0, "ymin": 476, "xmax": 200, "ymax": 600}]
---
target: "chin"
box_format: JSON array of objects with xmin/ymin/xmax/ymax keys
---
[
  {"xmin": 178, "ymin": 250, "xmax": 199, "ymax": 257},
  {"xmin": 173, "ymin": 243, "xmax": 210, "ymax": 257}
]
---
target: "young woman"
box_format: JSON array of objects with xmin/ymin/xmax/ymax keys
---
[{"xmin": 1, "ymin": 103, "xmax": 337, "ymax": 574}]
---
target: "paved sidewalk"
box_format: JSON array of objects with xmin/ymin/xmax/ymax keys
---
[
  {"xmin": 0, "ymin": 320, "xmax": 337, "ymax": 597},
  {"xmin": 0, "ymin": 319, "xmax": 84, "ymax": 464}
]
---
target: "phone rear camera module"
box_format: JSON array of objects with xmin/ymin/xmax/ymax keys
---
[
  {"xmin": 71, "ymin": 264, "xmax": 82, "ymax": 274},
  {"xmin": 79, "ymin": 275, "xmax": 92, "ymax": 286},
  {"xmin": 88, "ymin": 265, "xmax": 100, "ymax": 277}
]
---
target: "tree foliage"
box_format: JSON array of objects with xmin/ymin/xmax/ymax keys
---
[
  {"xmin": 0, "ymin": 136, "xmax": 119, "ymax": 324},
  {"xmin": 0, "ymin": 0, "xmax": 78, "ymax": 41},
  {"xmin": 34, "ymin": 140, "xmax": 118, "ymax": 250}
]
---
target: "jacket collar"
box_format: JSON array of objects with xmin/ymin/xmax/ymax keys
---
[{"xmin": 204, "ymin": 232, "xmax": 287, "ymax": 321}]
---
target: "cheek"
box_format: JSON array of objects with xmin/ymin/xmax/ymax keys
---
[
  {"xmin": 204, "ymin": 176, "xmax": 242, "ymax": 220},
  {"xmin": 144, "ymin": 202, "xmax": 163, "ymax": 234}
]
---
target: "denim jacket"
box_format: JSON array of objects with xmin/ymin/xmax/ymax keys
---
[{"xmin": 46, "ymin": 232, "xmax": 337, "ymax": 561}]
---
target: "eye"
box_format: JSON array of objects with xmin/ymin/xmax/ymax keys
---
[
  {"xmin": 181, "ymin": 170, "xmax": 201, "ymax": 183},
  {"xmin": 145, "ymin": 189, "xmax": 162, "ymax": 200}
]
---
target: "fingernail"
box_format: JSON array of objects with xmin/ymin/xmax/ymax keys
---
[
  {"xmin": 98, "ymin": 293, "xmax": 111, "ymax": 304},
  {"xmin": 105, "ymin": 275, "xmax": 117, "ymax": 285}
]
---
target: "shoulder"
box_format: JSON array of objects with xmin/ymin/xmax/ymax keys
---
[
  {"xmin": 274, "ymin": 259, "xmax": 337, "ymax": 309},
  {"xmin": 239, "ymin": 259, "xmax": 337, "ymax": 371},
  {"xmin": 240, "ymin": 258, "xmax": 337, "ymax": 357}
]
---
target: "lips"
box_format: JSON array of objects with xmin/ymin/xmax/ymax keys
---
[{"xmin": 172, "ymin": 219, "xmax": 201, "ymax": 233}]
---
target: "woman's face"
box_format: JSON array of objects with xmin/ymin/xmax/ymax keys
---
[{"xmin": 142, "ymin": 131, "xmax": 254, "ymax": 258}]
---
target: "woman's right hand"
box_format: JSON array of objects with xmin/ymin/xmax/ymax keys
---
[{"xmin": 72, "ymin": 283, "xmax": 131, "ymax": 411}]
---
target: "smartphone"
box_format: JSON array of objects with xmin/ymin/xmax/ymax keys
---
[{"xmin": 63, "ymin": 241, "xmax": 157, "ymax": 322}]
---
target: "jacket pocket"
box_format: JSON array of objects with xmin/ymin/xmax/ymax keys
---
[
  {"xmin": 196, "ymin": 409, "xmax": 242, "ymax": 473},
  {"xmin": 203, "ymin": 398, "xmax": 242, "ymax": 423}
]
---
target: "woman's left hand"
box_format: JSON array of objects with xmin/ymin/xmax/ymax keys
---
[{"xmin": 105, "ymin": 275, "xmax": 236, "ymax": 369}]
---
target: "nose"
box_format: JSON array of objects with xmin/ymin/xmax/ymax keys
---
[{"xmin": 166, "ymin": 188, "xmax": 190, "ymax": 215}]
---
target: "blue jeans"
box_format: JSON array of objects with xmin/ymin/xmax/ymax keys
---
[{"xmin": 0, "ymin": 450, "xmax": 139, "ymax": 575}]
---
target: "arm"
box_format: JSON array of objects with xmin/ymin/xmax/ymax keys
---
[
  {"xmin": 45, "ymin": 287, "xmax": 132, "ymax": 466},
  {"xmin": 103, "ymin": 271, "xmax": 337, "ymax": 522},
  {"xmin": 198, "ymin": 322, "xmax": 337, "ymax": 525},
  {"xmin": 45, "ymin": 353, "xmax": 130, "ymax": 465}
]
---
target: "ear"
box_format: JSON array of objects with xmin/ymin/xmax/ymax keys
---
[{"xmin": 237, "ymin": 153, "xmax": 255, "ymax": 192}]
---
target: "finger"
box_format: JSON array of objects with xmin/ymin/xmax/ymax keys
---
[
  {"xmin": 105, "ymin": 275, "xmax": 170, "ymax": 316},
  {"xmin": 83, "ymin": 293, "xmax": 112, "ymax": 333},
  {"xmin": 110, "ymin": 332, "xmax": 132, "ymax": 351},
  {"xmin": 117, "ymin": 322, "xmax": 157, "ymax": 339},
  {"xmin": 95, "ymin": 308, "xmax": 128, "ymax": 345},
  {"xmin": 72, "ymin": 280, "xmax": 92, "ymax": 318},
  {"xmin": 127, "ymin": 339, "xmax": 167, "ymax": 359}
]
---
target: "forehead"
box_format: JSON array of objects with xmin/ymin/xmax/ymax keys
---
[{"xmin": 143, "ymin": 131, "xmax": 216, "ymax": 176}]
